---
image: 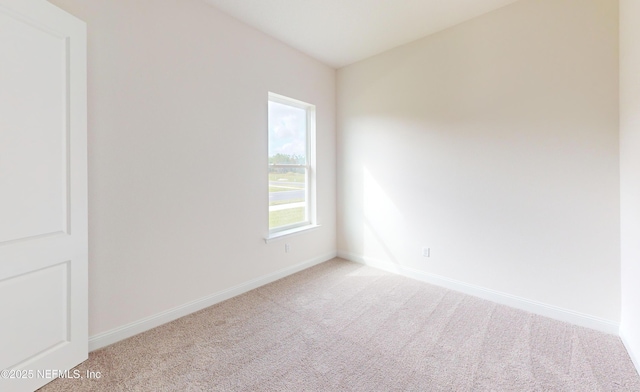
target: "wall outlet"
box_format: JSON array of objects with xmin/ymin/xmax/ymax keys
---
[
  {"xmin": 285, "ymin": 243, "xmax": 290, "ymax": 253},
  {"xmin": 422, "ymin": 247, "xmax": 430, "ymax": 258}
]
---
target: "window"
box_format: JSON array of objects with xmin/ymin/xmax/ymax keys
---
[{"xmin": 268, "ymin": 92, "xmax": 316, "ymax": 236}]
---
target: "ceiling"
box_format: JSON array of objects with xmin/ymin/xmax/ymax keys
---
[{"xmin": 204, "ymin": 0, "xmax": 521, "ymax": 68}]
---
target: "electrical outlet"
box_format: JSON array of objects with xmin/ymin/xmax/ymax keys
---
[
  {"xmin": 422, "ymin": 247, "xmax": 430, "ymax": 258},
  {"xmin": 285, "ymin": 243, "xmax": 290, "ymax": 253}
]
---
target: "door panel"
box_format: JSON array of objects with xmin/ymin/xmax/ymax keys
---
[
  {"xmin": 0, "ymin": 9, "xmax": 68, "ymax": 244},
  {"xmin": 0, "ymin": 262, "xmax": 69, "ymax": 371},
  {"xmin": 0, "ymin": 1, "xmax": 87, "ymax": 391}
]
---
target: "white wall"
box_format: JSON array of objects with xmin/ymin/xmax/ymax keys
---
[
  {"xmin": 337, "ymin": 0, "xmax": 620, "ymax": 323},
  {"xmin": 47, "ymin": 0, "xmax": 336, "ymax": 338},
  {"xmin": 620, "ymin": 0, "xmax": 640, "ymax": 373}
]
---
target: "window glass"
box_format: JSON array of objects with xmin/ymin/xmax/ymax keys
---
[{"xmin": 268, "ymin": 94, "xmax": 314, "ymax": 232}]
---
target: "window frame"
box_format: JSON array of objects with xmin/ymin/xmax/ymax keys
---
[{"xmin": 267, "ymin": 92, "xmax": 317, "ymax": 239}]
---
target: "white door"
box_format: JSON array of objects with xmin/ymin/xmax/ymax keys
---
[{"xmin": 0, "ymin": 0, "xmax": 87, "ymax": 391}]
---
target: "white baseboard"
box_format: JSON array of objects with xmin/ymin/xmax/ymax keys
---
[
  {"xmin": 337, "ymin": 251, "xmax": 619, "ymax": 335},
  {"xmin": 620, "ymin": 329, "xmax": 640, "ymax": 376},
  {"xmin": 89, "ymin": 251, "xmax": 337, "ymax": 351}
]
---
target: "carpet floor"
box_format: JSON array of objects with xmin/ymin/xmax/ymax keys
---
[{"xmin": 38, "ymin": 258, "xmax": 640, "ymax": 391}]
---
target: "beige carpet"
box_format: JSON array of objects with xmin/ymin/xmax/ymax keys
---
[{"xmin": 39, "ymin": 258, "xmax": 640, "ymax": 391}]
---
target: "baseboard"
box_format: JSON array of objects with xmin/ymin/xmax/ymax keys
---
[
  {"xmin": 620, "ymin": 329, "xmax": 640, "ymax": 376},
  {"xmin": 89, "ymin": 251, "xmax": 337, "ymax": 351},
  {"xmin": 337, "ymin": 251, "xmax": 619, "ymax": 335}
]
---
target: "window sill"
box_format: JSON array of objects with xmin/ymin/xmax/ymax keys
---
[{"xmin": 265, "ymin": 224, "xmax": 321, "ymax": 243}]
